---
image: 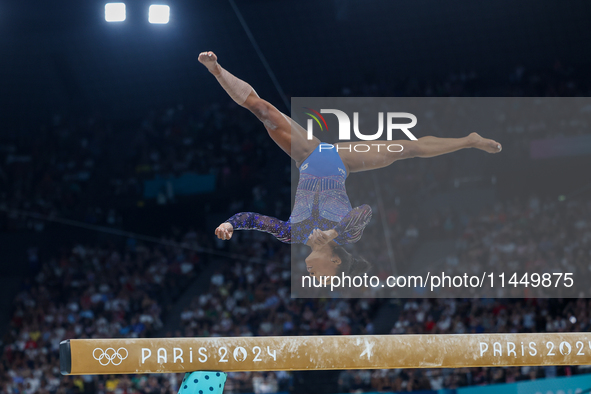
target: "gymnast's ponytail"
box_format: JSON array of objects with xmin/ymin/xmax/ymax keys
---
[{"xmin": 333, "ymin": 246, "xmax": 371, "ymax": 276}]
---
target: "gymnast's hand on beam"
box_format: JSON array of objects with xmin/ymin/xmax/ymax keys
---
[
  {"xmin": 215, "ymin": 223, "xmax": 234, "ymax": 240},
  {"xmin": 308, "ymin": 228, "xmax": 338, "ymax": 248},
  {"xmin": 198, "ymin": 51, "xmax": 221, "ymax": 75}
]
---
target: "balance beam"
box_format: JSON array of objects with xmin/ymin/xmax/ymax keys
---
[{"xmin": 60, "ymin": 333, "xmax": 591, "ymax": 375}]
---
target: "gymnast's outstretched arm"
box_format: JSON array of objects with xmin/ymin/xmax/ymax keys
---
[
  {"xmin": 198, "ymin": 51, "xmax": 319, "ymax": 167},
  {"xmin": 215, "ymin": 212, "xmax": 292, "ymax": 243}
]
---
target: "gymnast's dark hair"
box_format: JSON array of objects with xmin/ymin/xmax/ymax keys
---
[{"xmin": 333, "ymin": 245, "xmax": 371, "ymax": 276}]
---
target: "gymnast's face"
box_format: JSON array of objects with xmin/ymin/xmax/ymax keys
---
[{"xmin": 305, "ymin": 245, "xmax": 341, "ymax": 278}]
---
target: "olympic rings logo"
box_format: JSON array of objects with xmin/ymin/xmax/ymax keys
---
[{"xmin": 93, "ymin": 347, "xmax": 128, "ymax": 366}]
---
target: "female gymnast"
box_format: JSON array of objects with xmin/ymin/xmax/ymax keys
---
[{"xmin": 199, "ymin": 51, "xmax": 502, "ymax": 279}]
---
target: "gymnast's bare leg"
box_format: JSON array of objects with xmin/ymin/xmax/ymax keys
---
[
  {"xmin": 198, "ymin": 51, "xmax": 319, "ymax": 168},
  {"xmin": 335, "ymin": 133, "xmax": 502, "ymax": 173}
]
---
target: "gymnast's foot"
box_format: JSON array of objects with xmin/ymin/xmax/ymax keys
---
[
  {"xmin": 198, "ymin": 51, "xmax": 221, "ymax": 76},
  {"xmin": 469, "ymin": 132, "xmax": 502, "ymax": 153}
]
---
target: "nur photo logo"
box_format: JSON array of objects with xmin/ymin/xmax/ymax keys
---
[{"xmin": 304, "ymin": 108, "xmax": 418, "ymax": 141}]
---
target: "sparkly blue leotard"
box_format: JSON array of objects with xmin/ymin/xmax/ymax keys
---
[{"xmin": 225, "ymin": 143, "xmax": 372, "ymax": 244}]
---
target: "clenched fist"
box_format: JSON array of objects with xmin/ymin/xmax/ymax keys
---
[{"xmin": 215, "ymin": 222, "xmax": 234, "ymax": 240}]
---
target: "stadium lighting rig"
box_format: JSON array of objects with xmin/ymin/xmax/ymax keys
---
[
  {"xmin": 104, "ymin": 3, "xmax": 170, "ymax": 24},
  {"xmin": 149, "ymin": 5, "xmax": 170, "ymax": 24},
  {"xmin": 105, "ymin": 3, "xmax": 126, "ymax": 22}
]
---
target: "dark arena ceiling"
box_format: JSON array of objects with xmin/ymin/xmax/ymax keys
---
[{"xmin": 1, "ymin": 0, "xmax": 590, "ymax": 121}]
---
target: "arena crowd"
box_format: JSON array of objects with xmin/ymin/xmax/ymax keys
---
[{"xmin": 1, "ymin": 62, "xmax": 590, "ymax": 393}]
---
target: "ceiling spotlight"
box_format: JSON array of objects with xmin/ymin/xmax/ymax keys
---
[
  {"xmin": 105, "ymin": 3, "xmax": 126, "ymax": 22},
  {"xmin": 149, "ymin": 5, "xmax": 170, "ymax": 24}
]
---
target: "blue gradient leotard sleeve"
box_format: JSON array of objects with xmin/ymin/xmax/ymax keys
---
[
  {"xmin": 225, "ymin": 212, "xmax": 292, "ymax": 243},
  {"xmin": 332, "ymin": 204, "xmax": 373, "ymax": 245}
]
